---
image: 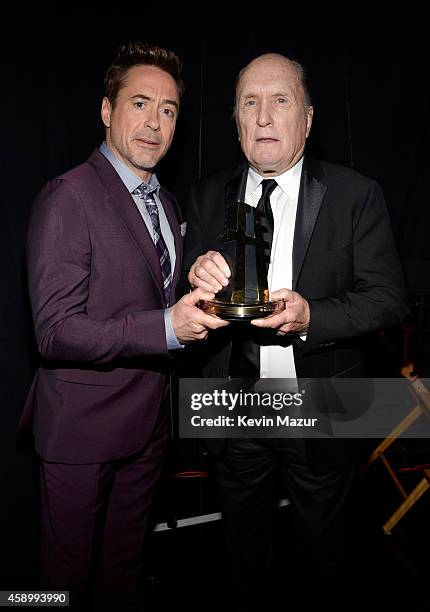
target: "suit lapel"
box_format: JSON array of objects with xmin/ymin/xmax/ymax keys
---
[
  {"xmin": 292, "ymin": 157, "xmax": 327, "ymax": 290},
  {"xmin": 88, "ymin": 150, "xmax": 165, "ymax": 302},
  {"xmin": 225, "ymin": 164, "xmax": 248, "ymax": 217}
]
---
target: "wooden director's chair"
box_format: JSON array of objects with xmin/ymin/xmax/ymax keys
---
[{"xmin": 362, "ymin": 364, "xmax": 430, "ymax": 534}]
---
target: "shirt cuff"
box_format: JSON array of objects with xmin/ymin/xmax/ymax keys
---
[
  {"xmin": 299, "ymin": 333, "xmax": 307, "ymax": 342},
  {"xmin": 164, "ymin": 308, "xmax": 184, "ymax": 350}
]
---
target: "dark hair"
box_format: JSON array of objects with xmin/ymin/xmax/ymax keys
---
[{"xmin": 104, "ymin": 41, "xmax": 185, "ymax": 107}]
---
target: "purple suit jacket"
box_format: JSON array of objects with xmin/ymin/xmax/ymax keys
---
[{"xmin": 18, "ymin": 149, "xmax": 183, "ymax": 463}]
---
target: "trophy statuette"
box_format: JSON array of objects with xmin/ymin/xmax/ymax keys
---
[{"xmin": 199, "ymin": 201, "xmax": 285, "ymax": 321}]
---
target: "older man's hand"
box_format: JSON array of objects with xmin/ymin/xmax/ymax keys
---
[
  {"xmin": 188, "ymin": 251, "xmax": 231, "ymax": 293},
  {"xmin": 250, "ymin": 288, "xmax": 310, "ymax": 335}
]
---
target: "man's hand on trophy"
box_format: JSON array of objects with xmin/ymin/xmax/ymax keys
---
[
  {"xmin": 250, "ymin": 288, "xmax": 310, "ymax": 335},
  {"xmin": 188, "ymin": 251, "xmax": 231, "ymax": 293},
  {"xmin": 171, "ymin": 287, "xmax": 229, "ymax": 343}
]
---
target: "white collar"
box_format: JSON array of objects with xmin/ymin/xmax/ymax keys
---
[{"xmin": 246, "ymin": 157, "xmax": 304, "ymax": 199}]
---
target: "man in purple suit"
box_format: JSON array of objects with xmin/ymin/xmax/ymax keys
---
[{"xmin": 20, "ymin": 42, "xmax": 227, "ymax": 611}]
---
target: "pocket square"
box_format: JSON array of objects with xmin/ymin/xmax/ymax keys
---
[{"xmin": 180, "ymin": 222, "xmax": 187, "ymax": 237}]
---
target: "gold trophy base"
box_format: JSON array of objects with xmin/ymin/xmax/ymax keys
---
[{"xmin": 199, "ymin": 299, "xmax": 285, "ymax": 321}]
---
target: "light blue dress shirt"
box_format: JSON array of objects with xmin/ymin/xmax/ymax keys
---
[{"xmin": 99, "ymin": 142, "xmax": 181, "ymax": 350}]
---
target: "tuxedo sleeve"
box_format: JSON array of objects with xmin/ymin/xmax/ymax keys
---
[
  {"xmin": 303, "ymin": 180, "xmax": 408, "ymax": 354},
  {"xmin": 27, "ymin": 179, "xmax": 168, "ymax": 364}
]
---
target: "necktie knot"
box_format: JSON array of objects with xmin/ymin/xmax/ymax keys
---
[
  {"xmin": 260, "ymin": 179, "xmax": 277, "ymax": 200},
  {"xmin": 133, "ymin": 184, "xmax": 159, "ymax": 221},
  {"xmin": 132, "ymin": 183, "xmax": 157, "ymax": 200}
]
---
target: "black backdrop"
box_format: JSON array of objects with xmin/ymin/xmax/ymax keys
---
[{"xmin": 1, "ymin": 12, "xmax": 429, "ymax": 587}]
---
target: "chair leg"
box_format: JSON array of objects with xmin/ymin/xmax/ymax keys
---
[{"xmin": 383, "ymin": 469, "xmax": 430, "ymax": 534}]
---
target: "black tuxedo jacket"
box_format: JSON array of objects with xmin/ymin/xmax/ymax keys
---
[{"xmin": 180, "ymin": 156, "xmax": 409, "ymax": 471}]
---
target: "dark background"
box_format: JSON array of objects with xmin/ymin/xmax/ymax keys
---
[{"xmin": 1, "ymin": 11, "xmax": 429, "ymax": 603}]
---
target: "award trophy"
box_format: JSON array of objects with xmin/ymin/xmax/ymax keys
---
[{"xmin": 199, "ymin": 201, "xmax": 285, "ymax": 321}]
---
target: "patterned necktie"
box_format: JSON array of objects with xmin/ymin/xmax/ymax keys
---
[
  {"xmin": 133, "ymin": 185, "xmax": 172, "ymax": 305},
  {"xmin": 256, "ymin": 179, "xmax": 277, "ymax": 272}
]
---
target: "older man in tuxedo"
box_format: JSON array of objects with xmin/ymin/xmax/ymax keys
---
[
  {"xmin": 19, "ymin": 42, "xmax": 227, "ymax": 611},
  {"xmin": 182, "ymin": 53, "xmax": 408, "ymax": 609}
]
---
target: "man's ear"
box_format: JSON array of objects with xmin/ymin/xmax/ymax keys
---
[
  {"xmin": 305, "ymin": 106, "xmax": 314, "ymax": 138},
  {"xmin": 101, "ymin": 97, "xmax": 112, "ymax": 128}
]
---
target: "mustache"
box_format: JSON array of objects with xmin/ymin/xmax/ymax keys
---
[{"xmin": 134, "ymin": 132, "xmax": 163, "ymax": 145}]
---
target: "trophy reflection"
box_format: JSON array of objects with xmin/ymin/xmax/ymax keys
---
[{"xmin": 199, "ymin": 201, "xmax": 285, "ymax": 320}]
